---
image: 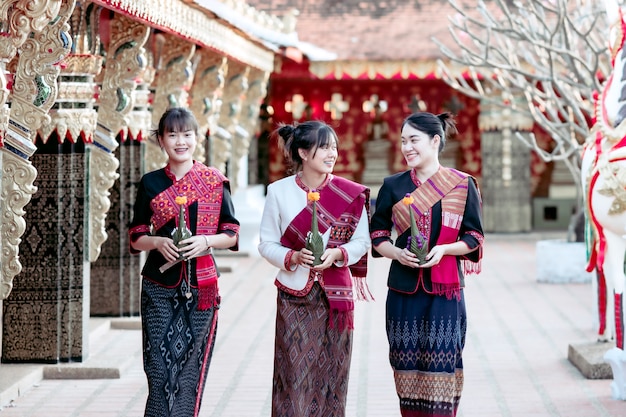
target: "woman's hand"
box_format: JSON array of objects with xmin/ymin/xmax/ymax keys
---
[
  {"xmin": 396, "ymin": 247, "xmax": 422, "ymax": 268},
  {"xmin": 313, "ymin": 248, "xmax": 344, "ymax": 271},
  {"xmin": 292, "ymin": 248, "xmax": 315, "ymax": 267},
  {"xmin": 154, "ymin": 236, "xmax": 181, "ymax": 263},
  {"xmin": 178, "ymin": 235, "xmax": 211, "ymax": 260},
  {"xmin": 417, "ymin": 245, "xmax": 445, "ymax": 268}
]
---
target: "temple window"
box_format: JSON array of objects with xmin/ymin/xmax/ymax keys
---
[
  {"xmin": 406, "ymin": 94, "xmax": 427, "ymax": 113},
  {"xmin": 324, "ymin": 93, "xmax": 349, "ymax": 120},
  {"xmin": 285, "ymin": 94, "xmax": 308, "ymax": 119},
  {"xmin": 362, "ymin": 94, "xmax": 388, "ymax": 113}
]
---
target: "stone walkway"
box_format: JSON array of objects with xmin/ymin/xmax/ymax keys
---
[{"xmin": 0, "ymin": 233, "xmax": 625, "ymax": 416}]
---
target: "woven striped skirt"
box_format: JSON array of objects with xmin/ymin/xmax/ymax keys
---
[
  {"xmin": 272, "ymin": 282, "xmax": 353, "ymax": 417},
  {"xmin": 386, "ymin": 289, "xmax": 466, "ymax": 417},
  {"xmin": 141, "ymin": 278, "xmax": 218, "ymax": 417}
]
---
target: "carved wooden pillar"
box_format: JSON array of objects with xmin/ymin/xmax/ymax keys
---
[
  {"xmin": 2, "ymin": 0, "xmax": 86, "ymax": 363},
  {"xmin": 480, "ymin": 98, "xmax": 533, "ymax": 232},
  {"xmin": 90, "ymin": 11, "xmax": 149, "ymax": 316},
  {"xmin": 189, "ymin": 49, "xmax": 227, "ymax": 166},
  {"xmin": 144, "ymin": 33, "xmax": 195, "ymax": 174},
  {"xmin": 215, "ymin": 60, "xmax": 248, "ymax": 177},
  {"xmin": 43, "ymin": 1, "xmax": 106, "ymax": 265},
  {"xmin": 228, "ymin": 67, "xmax": 270, "ymax": 256},
  {"xmin": 231, "ymin": 67, "xmax": 269, "ymax": 191}
]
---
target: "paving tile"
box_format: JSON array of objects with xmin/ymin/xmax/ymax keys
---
[{"xmin": 1, "ymin": 233, "xmax": 626, "ymax": 416}]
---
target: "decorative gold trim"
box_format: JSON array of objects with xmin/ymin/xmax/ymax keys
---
[
  {"xmin": 56, "ymin": 81, "xmax": 99, "ymax": 102},
  {"xmin": 60, "ymin": 54, "xmax": 104, "ymax": 76},
  {"xmin": 309, "ymin": 59, "xmax": 468, "ymax": 80},
  {"xmin": 127, "ymin": 109, "xmax": 151, "ymax": 140},
  {"xmin": 132, "ymin": 89, "xmax": 151, "ymax": 108},
  {"xmin": 38, "ymin": 109, "xmax": 99, "ymax": 142}
]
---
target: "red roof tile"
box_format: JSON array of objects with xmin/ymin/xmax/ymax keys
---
[{"xmin": 246, "ymin": 0, "xmax": 480, "ymax": 61}]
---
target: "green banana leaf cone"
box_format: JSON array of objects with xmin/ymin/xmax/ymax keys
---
[
  {"xmin": 305, "ymin": 201, "xmax": 324, "ymax": 266},
  {"xmin": 408, "ymin": 234, "xmax": 429, "ymax": 265},
  {"xmin": 408, "ymin": 207, "xmax": 429, "ymax": 265},
  {"xmin": 305, "ymin": 231, "xmax": 324, "ymax": 266}
]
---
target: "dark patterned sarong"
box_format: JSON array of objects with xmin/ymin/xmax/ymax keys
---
[
  {"xmin": 272, "ymin": 282, "xmax": 353, "ymax": 417},
  {"xmin": 386, "ymin": 289, "xmax": 466, "ymax": 417},
  {"xmin": 141, "ymin": 279, "xmax": 218, "ymax": 417}
]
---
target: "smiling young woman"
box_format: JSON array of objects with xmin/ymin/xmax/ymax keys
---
[
  {"xmin": 129, "ymin": 107, "xmax": 240, "ymax": 417},
  {"xmin": 258, "ymin": 120, "xmax": 373, "ymax": 417},
  {"xmin": 370, "ymin": 111, "xmax": 484, "ymax": 417}
]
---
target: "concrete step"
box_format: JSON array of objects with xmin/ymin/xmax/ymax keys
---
[{"xmin": 0, "ymin": 317, "xmax": 142, "ymax": 408}]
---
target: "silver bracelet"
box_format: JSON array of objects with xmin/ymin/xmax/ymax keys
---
[{"xmin": 204, "ymin": 235, "xmax": 210, "ymax": 249}]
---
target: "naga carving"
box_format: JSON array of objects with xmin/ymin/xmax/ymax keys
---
[
  {"xmin": 0, "ymin": 0, "xmax": 74, "ymax": 299},
  {"xmin": 0, "ymin": 143, "xmax": 38, "ymax": 299},
  {"xmin": 145, "ymin": 33, "xmax": 196, "ymax": 173},
  {"xmin": 98, "ymin": 12, "xmax": 149, "ymax": 136},
  {"xmin": 89, "ymin": 130, "xmax": 120, "ymax": 262},
  {"xmin": 215, "ymin": 60, "xmax": 248, "ymax": 176},
  {"xmin": 189, "ymin": 49, "xmax": 227, "ymax": 164},
  {"xmin": 10, "ymin": 0, "xmax": 74, "ymax": 132},
  {"xmin": 0, "ymin": 0, "xmax": 63, "ymax": 142},
  {"xmin": 87, "ymin": 12, "xmax": 149, "ymax": 261},
  {"xmin": 230, "ymin": 67, "xmax": 269, "ymax": 191}
]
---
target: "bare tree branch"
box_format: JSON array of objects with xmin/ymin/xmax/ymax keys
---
[
  {"xmin": 434, "ymin": 0, "xmax": 611, "ymax": 238},
  {"xmin": 436, "ymin": 0, "xmax": 608, "ymax": 157}
]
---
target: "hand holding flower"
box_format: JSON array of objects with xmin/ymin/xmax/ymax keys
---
[
  {"xmin": 312, "ymin": 247, "xmax": 344, "ymax": 271},
  {"xmin": 155, "ymin": 236, "xmax": 181, "ymax": 263},
  {"xmin": 171, "ymin": 196, "xmax": 193, "ymax": 258},
  {"xmin": 292, "ymin": 247, "xmax": 314, "ymax": 267},
  {"xmin": 177, "ymin": 235, "xmax": 211, "ymax": 260},
  {"xmin": 305, "ymin": 190, "xmax": 325, "ymax": 266},
  {"xmin": 402, "ymin": 193, "xmax": 429, "ymax": 265}
]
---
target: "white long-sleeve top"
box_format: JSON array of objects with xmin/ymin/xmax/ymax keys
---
[{"xmin": 258, "ymin": 175, "xmax": 371, "ymax": 292}]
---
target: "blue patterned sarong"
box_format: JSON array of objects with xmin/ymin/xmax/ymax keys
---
[{"xmin": 386, "ymin": 289, "xmax": 466, "ymax": 417}]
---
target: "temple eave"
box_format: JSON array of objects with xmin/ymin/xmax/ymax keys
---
[{"xmin": 91, "ymin": 0, "xmax": 275, "ymax": 72}]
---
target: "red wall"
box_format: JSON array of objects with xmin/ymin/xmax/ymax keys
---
[{"xmin": 264, "ymin": 76, "xmax": 482, "ymax": 185}]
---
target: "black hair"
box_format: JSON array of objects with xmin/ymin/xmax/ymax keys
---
[
  {"xmin": 274, "ymin": 120, "xmax": 339, "ymax": 173},
  {"xmin": 152, "ymin": 107, "xmax": 199, "ymax": 140},
  {"xmin": 401, "ymin": 111, "xmax": 458, "ymax": 152}
]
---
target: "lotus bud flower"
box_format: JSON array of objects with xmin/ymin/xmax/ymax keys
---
[
  {"xmin": 305, "ymin": 191, "xmax": 324, "ymax": 266},
  {"xmin": 403, "ymin": 193, "xmax": 429, "ymax": 264}
]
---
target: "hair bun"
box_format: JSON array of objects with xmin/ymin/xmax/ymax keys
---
[{"xmin": 277, "ymin": 124, "xmax": 295, "ymax": 140}]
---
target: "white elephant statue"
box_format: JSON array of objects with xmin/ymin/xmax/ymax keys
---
[{"xmin": 581, "ymin": 0, "xmax": 626, "ymax": 401}]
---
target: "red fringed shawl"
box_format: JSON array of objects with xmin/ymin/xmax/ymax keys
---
[
  {"xmin": 393, "ymin": 167, "xmax": 482, "ymax": 300},
  {"xmin": 280, "ymin": 176, "xmax": 372, "ymax": 329},
  {"xmin": 151, "ymin": 163, "xmax": 228, "ymax": 310}
]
